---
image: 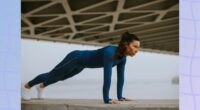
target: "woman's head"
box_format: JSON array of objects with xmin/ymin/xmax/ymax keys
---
[{"xmin": 114, "ymin": 31, "xmax": 140, "ymax": 59}]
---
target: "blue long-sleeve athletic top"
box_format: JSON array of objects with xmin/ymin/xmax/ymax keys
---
[{"xmin": 77, "ymin": 45, "xmax": 126, "ymax": 103}]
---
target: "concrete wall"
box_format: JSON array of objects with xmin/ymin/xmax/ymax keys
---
[{"xmin": 21, "ymin": 39, "xmax": 179, "ymax": 100}]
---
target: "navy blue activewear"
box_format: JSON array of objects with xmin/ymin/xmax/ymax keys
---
[{"xmin": 28, "ymin": 45, "xmax": 127, "ymax": 103}]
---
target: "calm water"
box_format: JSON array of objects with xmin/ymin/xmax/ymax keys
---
[{"xmin": 29, "ymin": 79, "xmax": 179, "ymax": 99}]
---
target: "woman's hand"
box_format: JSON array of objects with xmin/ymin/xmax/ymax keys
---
[
  {"xmin": 108, "ymin": 99, "xmax": 120, "ymax": 104},
  {"xmin": 118, "ymin": 97, "xmax": 133, "ymax": 101}
]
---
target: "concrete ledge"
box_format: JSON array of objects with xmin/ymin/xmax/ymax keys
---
[{"xmin": 22, "ymin": 99, "xmax": 179, "ymax": 110}]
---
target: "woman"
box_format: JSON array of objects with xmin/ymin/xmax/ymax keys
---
[{"xmin": 22, "ymin": 32, "xmax": 140, "ymax": 104}]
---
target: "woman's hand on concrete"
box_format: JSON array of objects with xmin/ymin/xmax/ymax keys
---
[{"xmin": 118, "ymin": 97, "xmax": 133, "ymax": 101}]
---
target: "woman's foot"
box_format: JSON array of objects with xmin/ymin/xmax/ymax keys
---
[
  {"xmin": 21, "ymin": 83, "xmax": 31, "ymax": 100},
  {"xmin": 36, "ymin": 84, "xmax": 45, "ymax": 99}
]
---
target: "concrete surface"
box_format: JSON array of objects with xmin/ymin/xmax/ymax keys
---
[{"xmin": 22, "ymin": 99, "xmax": 179, "ymax": 110}]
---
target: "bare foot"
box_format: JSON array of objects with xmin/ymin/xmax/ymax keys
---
[
  {"xmin": 36, "ymin": 84, "xmax": 45, "ymax": 99},
  {"xmin": 24, "ymin": 83, "xmax": 31, "ymax": 89},
  {"xmin": 39, "ymin": 83, "xmax": 45, "ymax": 88},
  {"xmin": 22, "ymin": 83, "xmax": 31, "ymax": 100}
]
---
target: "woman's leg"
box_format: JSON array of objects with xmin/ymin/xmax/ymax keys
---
[
  {"xmin": 59, "ymin": 67, "xmax": 84, "ymax": 81},
  {"xmin": 22, "ymin": 73, "xmax": 49, "ymax": 100},
  {"xmin": 42, "ymin": 57, "xmax": 81, "ymax": 87},
  {"xmin": 22, "ymin": 51, "xmax": 80, "ymax": 100},
  {"xmin": 27, "ymin": 72, "xmax": 49, "ymax": 88},
  {"xmin": 53, "ymin": 51, "xmax": 77, "ymax": 70},
  {"xmin": 35, "ymin": 67, "xmax": 84, "ymax": 89},
  {"xmin": 34, "ymin": 66, "xmax": 84, "ymax": 99},
  {"xmin": 25, "ymin": 51, "xmax": 78, "ymax": 88}
]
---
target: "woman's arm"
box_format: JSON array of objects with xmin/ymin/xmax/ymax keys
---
[
  {"xmin": 102, "ymin": 50, "xmax": 113, "ymax": 104},
  {"xmin": 117, "ymin": 58, "xmax": 126, "ymax": 100}
]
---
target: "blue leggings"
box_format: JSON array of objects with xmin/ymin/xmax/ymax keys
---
[{"xmin": 28, "ymin": 51, "xmax": 84, "ymax": 87}]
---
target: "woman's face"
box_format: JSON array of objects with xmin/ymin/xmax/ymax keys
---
[{"xmin": 125, "ymin": 40, "xmax": 140, "ymax": 57}]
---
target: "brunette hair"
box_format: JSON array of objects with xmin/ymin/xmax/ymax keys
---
[{"xmin": 114, "ymin": 31, "xmax": 140, "ymax": 59}]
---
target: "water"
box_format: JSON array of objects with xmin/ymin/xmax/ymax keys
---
[{"xmin": 29, "ymin": 79, "xmax": 179, "ymax": 100}]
